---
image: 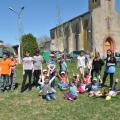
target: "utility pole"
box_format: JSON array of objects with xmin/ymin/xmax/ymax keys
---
[{"xmin": 9, "ymin": 6, "xmax": 24, "ymax": 63}]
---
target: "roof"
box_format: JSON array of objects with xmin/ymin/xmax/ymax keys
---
[{"xmin": 50, "ymin": 11, "xmax": 91, "ymax": 31}]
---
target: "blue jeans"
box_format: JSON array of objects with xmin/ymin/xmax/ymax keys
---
[
  {"xmin": 1, "ymin": 75, "xmax": 9, "ymax": 90},
  {"xmin": 42, "ymin": 93, "xmax": 56, "ymax": 101}
]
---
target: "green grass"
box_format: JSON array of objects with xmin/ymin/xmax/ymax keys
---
[{"xmin": 0, "ymin": 61, "xmax": 120, "ymax": 120}]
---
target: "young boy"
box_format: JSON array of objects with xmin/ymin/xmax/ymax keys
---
[
  {"xmin": 33, "ymin": 49, "xmax": 43, "ymax": 87},
  {"xmin": 21, "ymin": 50, "xmax": 34, "ymax": 92},
  {"xmin": 47, "ymin": 53, "xmax": 56, "ymax": 87},
  {"xmin": 10, "ymin": 55, "xmax": 17, "ymax": 91},
  {"xmin": 0, "ymin": 54, "xmax": 11, "ymax": 92}
]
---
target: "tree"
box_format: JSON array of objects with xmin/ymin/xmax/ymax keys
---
[
  {"xmin": 37, "ymin": 36, "xmax": 51, "ymax": 51},
  {"xmin": 21, "ymin": 33, "xmax": 38, "ymax": 56}
]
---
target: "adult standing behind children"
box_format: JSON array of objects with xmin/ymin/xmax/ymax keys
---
[
  {"xmin": 21, "ymin": 50, "xmax": 34, "ymax": 92},
  {"xmin": 0, "ymin": 54, "xmax": 11, "ymax": 92},
  {"xmin": 101, "ymin": 49, "xmax": 116, "ymax": 90},
  {"xmin": 33, "ymin": 49, "xmax": 43, "ymax": 87}
]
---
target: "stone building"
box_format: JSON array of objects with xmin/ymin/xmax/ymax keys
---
[{"xmin": 50, "ymin": 0, "xmax": 120, "ymax": 57}]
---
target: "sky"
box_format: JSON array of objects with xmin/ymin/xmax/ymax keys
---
[{"xmin": 0, "ymin": 0, "xmax": 120, "ymax": 45}]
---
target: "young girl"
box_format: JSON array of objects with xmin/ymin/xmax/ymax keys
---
[
  {"xmin": 42, "ymin": 76, "xmax": 56, "ymax": 101},
  {"xmin": 77, "ymin": 51, "xmax": 86, "ymax": 77},
  {"xmin": 57, "ymin": 71, "xmax": 69, "ymax": 90},
  {"xmin": 64, "ymin": 80, "xmax": 78, "ymax": 101},
  {"xmin": 91, "ymin": 52, "xmax": 104, "ymax": 82},
  {"xmin": 102, "ymin": 49, "xmax": 116, "ymax": 90},
  {"xmin": 77, "ymin": 77, "xmax": 87, "ymax": 94}
]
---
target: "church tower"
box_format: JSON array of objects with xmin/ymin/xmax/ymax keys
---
[{"xmin": 89, "ymin": 0, "xmax": 101, "ymax": 10}]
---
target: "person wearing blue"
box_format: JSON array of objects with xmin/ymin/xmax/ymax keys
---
[
  {"xmin": 47, "ymin": 53, "xmax": 56, "ymax": 87},
  {"xmin": 102, "ymin": 49, "xmax": 116, "ymax": 90}
]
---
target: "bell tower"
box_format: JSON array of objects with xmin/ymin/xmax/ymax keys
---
[{"xmin": 89, "ymin": 0, "xmax": 101, "ymax": 10}]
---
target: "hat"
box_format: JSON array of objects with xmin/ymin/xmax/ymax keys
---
[
  {"xmin": 43, "ymin": 69, "xmax": 47, "ymax": 73},
  {"xmin": 92, "ymin": 77, "xmax": 97, "ymax": 81},
  {"xmin": 61, "ymin": 71, "xmax": 65, "ymax": 74}
]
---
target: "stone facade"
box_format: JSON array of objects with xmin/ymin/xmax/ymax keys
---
[{"xmin": 50, "ymin": 0, "xmax": 120, "ymax": 57}]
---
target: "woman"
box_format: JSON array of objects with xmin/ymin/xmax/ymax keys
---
[{"xmin": 101, "ymin": 49, "xmax": 116, "ymax": 90}]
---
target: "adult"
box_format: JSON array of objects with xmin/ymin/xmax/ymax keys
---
[
  {"xmin": 101, "ymin": 49, "xmax": 116, "ymax": 90},
  {"xmin": 33, "ymin": 49, "xmax": 43, "ymax": 87},
  {"xmin": 21, "ymin": 50, "xmax": 33, "ymax": 92}
]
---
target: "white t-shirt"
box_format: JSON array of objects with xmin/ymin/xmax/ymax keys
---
[
  {"xmin": 33, "ymin": 55, "xmax": 43, "ymax": 70},
  {"xmin": 23, "ymin": 57, "xmax": 33, "ymax": 70},
  {"xmin": 77, "ymin": 56, "xmax": 86, "ymax": 68}
]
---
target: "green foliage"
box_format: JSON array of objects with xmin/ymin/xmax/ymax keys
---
[{"xmin": 21, "ymin": 33, "xmax": 38, "ymax": 56}]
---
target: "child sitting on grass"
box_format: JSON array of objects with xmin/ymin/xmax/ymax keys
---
[
  {"xmin": 77, "ymin": 77, "xmax": 87, "ymax": 94},
  {"xmin": 57, "ymin": 71, "xmax": 69, "ymax": 90},
  {"xmin": 88, "ymin": 77, "xmax": 102, "ymax": 97},
  {"xmin": 64, "ymin": 80, "xmax": 78, "ymax": 101},
  {"xmin": 42, "ymin": 76, "xmax": 56, "ymax": 101}
]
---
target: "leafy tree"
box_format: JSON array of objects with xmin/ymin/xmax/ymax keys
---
[{"xmin": 21, "ymin": 33, "xmax": 38, "ymax": 56}]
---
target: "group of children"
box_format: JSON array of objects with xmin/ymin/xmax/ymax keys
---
[
  {"xmin": 37, "ymin": 49, "xmax": 119, "ymax": 101},
  {"xmin": 0, "ymin": 48, "xmax": 119, "ymax": 101},
  {"xmin": 0, "ymin": 54, "xmax": 17, "ymax": 92}
]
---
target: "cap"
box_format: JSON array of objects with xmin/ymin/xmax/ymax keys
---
[
  {"xmin": 61, "ymin": 71, "xmax": 65, "ymax": 74},
  {"xmin": 92, "ymin": 77, "xmax": 97, "ymax": 81},
  {"xmin": 43, "ymin": 69, "xmax": 47, "ymax": 73}
]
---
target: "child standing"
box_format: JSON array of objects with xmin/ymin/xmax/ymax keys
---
[
  {"xmin": 91, "ymin": 52, "xmax": 104, "ymax": 82},
  {"xmin": 77, "ymin": 51, "xmax": 86, "ymax": 77},
  {"xmin": 0, "ymin": 54, "xmax": 11, "ymax": 92},
  {"xmin": 33, "ymin": 49, "xmax": 43, "ymax": 87},
  {"xmin": 47, "ymin": 53, "xmax": 56, "ymax": 87},
  {"xmin": 10, "ymin": 55, "xmax": 17, "ymax": 91},
  {"xmin": 21, "ymin": 50, "xmax": 34, "ymax": 92}
]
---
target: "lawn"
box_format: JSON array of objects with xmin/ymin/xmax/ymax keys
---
[{"xmin": 0, "ymin": 61, "xmax": 120, "ymax": 120}]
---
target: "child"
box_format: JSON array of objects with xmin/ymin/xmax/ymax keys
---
[
  {"xmin": 91, "ymin": 52, "xmax": 104, "ymax": 83},
  {"xmin": 33, "ymin": 48, "xmax": 43, "ymax": 87},
  {"xmin": 77, "ymin": 51, "xmax": 87, "ymax": 77},
  {"xmin": 88, "ymin": 77, "xmax": 102, "ymax": 97},
  {"xmin": 77, "ymin": 77, "xmax": 86, "ymax": 94},
  {"xmin": 64, "ymin": 80, "xmax": 78, "ymax": 101},
  {"xmin": 58, "ymin": 71, "xmax": 69, "ymax": 89},
  {"xmin": 42, "ymin": 76, "xmax": 56, "ymax": 101},
  {"xmin": 47, "ymin": 53, "xmax": 56, "ymax": 87},
  {"xmin": 37, "ymin": 69, "xmax": 48, "ymax": 90},
  {"xmin": 0, "ymin": 54, "xmax": 11, "ymax": 92},
  {"xmin": 21, "ymin": 50, "xmax": 33, "ymax": 92},
  {"xmin": 83, "ymin": 72, "xmax": 91, "ymax": 85},
  {"xmin": 10, "ymin": 55, "xmax": 17, "ymax": 91}
]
